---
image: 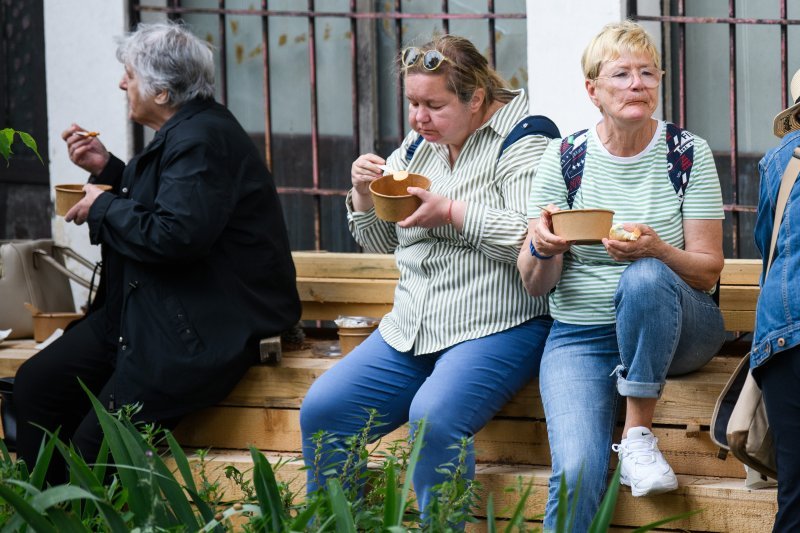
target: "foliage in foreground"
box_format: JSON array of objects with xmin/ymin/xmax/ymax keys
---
[{"xmin": 0, "ymin": 386, "xmax": 699, "ymax": 531}]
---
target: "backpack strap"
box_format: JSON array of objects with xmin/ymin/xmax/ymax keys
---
[
  {"xmin": 665, "ymin": 122, "xmax": 694, "ymax": 207},
  {"xmin": 405, "ymin": 135, "xmax": 424, "ymax": 163},
  {"xmin": 559, "ymin": 124, "xmax": 695, "ymax": 210},
  {"xmin": 406, "ymin": 114, "xmax": 560, "ymax": 164},
  {"xmin": 559, "ymin": 129, "xmax": 590, "ymax": 209},
  {"xmin": 497, "ymin": 115, "xmax": 560, "ymax": 160}
]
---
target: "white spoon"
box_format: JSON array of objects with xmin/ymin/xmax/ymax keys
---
[{"xmin": 378, "ymin": 165, "xmax": 409, "ymax": 181}]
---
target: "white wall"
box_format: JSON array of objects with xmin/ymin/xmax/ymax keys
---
[
  {"xmin": 44, "ymin": 0, "xmax": 131, "ymax": 303},
  {"xmin": 526, "ymin": 0, "xmax": 662, "ymax": 135}
]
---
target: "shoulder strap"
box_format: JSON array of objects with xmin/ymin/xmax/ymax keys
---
[
  {"xmin": 405, "ymin": 135, "xmax": 424, "ymax": 163},
  {"xmin": 766, "ymin": 147, "xmax": 800, "ymax": 274},
  {"xmin": 497, "ymin": 115, "xmax": 560, "ymax": 160},
  {"xmin": 665, "ymin": 123, "xmax": 694, "ymax": 207},
  {"xmin": 560, "ymin": 129, "xmax": 589, "ymax": 209}
]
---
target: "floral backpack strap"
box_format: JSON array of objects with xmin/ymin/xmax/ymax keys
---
[{"xmin": 559, "ymin": 129, "xmax": 590, "ymax": 209}]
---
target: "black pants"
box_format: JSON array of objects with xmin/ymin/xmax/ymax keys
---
[
  {"xmin": 13, "ymin": 317, "xmax": 180, "ymax": 485},
  {"xmin": 755, "ymin": 345, "xmax": 800, "ymax": 532}
]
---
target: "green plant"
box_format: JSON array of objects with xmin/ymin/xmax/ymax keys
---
[
  {"xmin": 0, "ymin": 128, "xmax": 42, "ymax": 165},
  {"xmin": 0, "ymin": 387, "xmax": 701, "ymax": 532}
]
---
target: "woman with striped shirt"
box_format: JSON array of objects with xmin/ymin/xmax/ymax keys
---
[
  {"xmin": 518, "ymin": 21, "xmax": 725, "ymax": 531},
  {"xmin": 300, "ymin": 35, "xmax": 554, "ymax": 519}
]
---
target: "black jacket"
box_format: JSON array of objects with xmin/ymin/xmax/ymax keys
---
[{"xmin": 86, "ymin": 98, "xmax": 300, "ymax": 418}]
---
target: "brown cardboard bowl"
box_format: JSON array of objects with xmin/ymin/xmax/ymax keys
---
[
  {"xmin": 32, "ymin": 312, "xmax": 83, "ymax": 342},
  {"xmin": 369, "ymin": 173, "xmax": 432, "ymax": 222},
  {"xmin": 337, "ymin": 323, "xmax": 379, "ymax": 355},
  {"xmin": 551, "ymin": 208, "xmax": 615, "ymax": 244},
  {"xmin": 55, "ymin": 184, "xmax": 112, "ymax": 216}
]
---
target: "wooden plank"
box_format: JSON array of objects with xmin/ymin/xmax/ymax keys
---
[
  {"xmin": 718, "ymin": 285, "xmax": 759, "ymax": 311},
  {"xmin": 720, "ymin": 259, "xmax": 761, "ymax": 285},
  {"xmin": 173, "ymin": 452, "xmax": 775, "ymax": 532},
  {"xmin": 301, "ymin": 302, "xmax": 392, "ymax": 322},
  {"xmin": 292, "ymin": 251, "xmax": 398, "ymax": 279},
  {"xmin": 722, "ymin": 309, "xmax": 756, "ymax": 332},
  {"xmin": 296, "ymin": 278, "xmax": 396, "ymax": 304},
  {"xmin": 172, "ymin": 406, "xmax": 745, "ymax": 479}
]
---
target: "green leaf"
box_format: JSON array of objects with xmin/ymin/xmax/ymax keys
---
[
  {"xmin": 0, "ymin": 128, "xmax": 13, "ymax": 164},
  {"xmin": 630, "ymin": 509, "xmax": 703, "ymax": 532},
  {"xmin": 382, "ymin": 460, "xmax": 400, "ymax": 528},
  {"xmin": 327, "ymin": 478, "xmax": 357, "ymax": 533},
  {"xmin": 165, "ymin": 431, "xmax": 215, "ymax": 523},
  {"xmin": 398, "ymin": 419, "xmax": 426, "ymax": 524},
  {"xmin": 588, "ymin": 467, "xmax": 621, "ymax": 532},
  {"xmin": 43, "ymin": 507, "xmax": 89, "ymax": 533},
  {"xmin": 27, "ymin": 427, "xmax": 60, "ymax": 490},
  {"xmin": 250, "ymin": 446, "xmax": 285, "ymax": 532},
  {"xmin": 485, "ymin": 493, "xmax": 496, "ymax": 533},
  {"xmin": 0, "ymin": 483, "xmax": 57, "ymax": 533},
  {"xmin": 80, "ymin": 382, "xmax": 151, "ymax": 523},
  {"xmin": 17, "ymin": 131, "xmax": 43, "ymax": 164}
]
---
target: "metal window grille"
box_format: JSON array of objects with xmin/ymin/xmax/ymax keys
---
[
  {"xmin": 630, "ymin": 0, "xmax": 799, "ymax": 259},
  {"xmin": 128, "ymin": 1, "xmax": 527, "ymax": 252}
]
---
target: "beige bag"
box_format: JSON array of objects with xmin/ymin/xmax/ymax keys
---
[
  {"xmin": 0, "ymin": 239, "xmax": 94, "ymax": 339},
  {"xmin": 710, "ymin": 147, "xmax": 800, "ymax": 482}
]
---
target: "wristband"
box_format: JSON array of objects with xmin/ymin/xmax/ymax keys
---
[{"xmin": 529, "ymin": 239, "xmax": 554, "ymax": 260}]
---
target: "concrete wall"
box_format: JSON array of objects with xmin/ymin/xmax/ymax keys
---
[{"xmin": 44, "ymin": 0, "xmax": 131, "ymax": 302}]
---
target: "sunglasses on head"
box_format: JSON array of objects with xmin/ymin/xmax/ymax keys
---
[{"xmin": 401, "ymin": 47, "xmax": 450, "ymax": 71}]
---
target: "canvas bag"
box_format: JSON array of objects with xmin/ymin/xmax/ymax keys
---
[
  {"xmin": 710, "ymin": 147, "xmax": 800, "ymax": 482},
  {"xmin": 0, "ymin": 239, "xmax": 94, "ymax": 339}
]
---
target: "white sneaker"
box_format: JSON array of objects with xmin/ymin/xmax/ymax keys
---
[{"xmin": 612, "ymin": 426, "xmax": 678, "ymax": 497}]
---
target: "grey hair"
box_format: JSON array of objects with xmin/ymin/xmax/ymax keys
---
[{"xmin": 116, "ymin": 21, "xmax": 215, "ymax": 107}]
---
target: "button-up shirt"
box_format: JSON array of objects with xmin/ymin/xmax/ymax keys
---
[{"xmin": 346, "ymin": 90, "xmax": 550, "ymax": 355}]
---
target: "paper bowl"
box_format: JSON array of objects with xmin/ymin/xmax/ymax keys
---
[
  {"xmin": 55, "ymin": 184, "xmax": 112, "ymax": 216},
  {"xmin": 32, "ymin": 312, "xmax": 83, "ymax": 342},
  {"xmin": 551, "ymin": 208, "xmax": 615, "ymax": 244},
  {"xmin": 369, "ymin": 173, "xmax": 432, "ymax": 222}
]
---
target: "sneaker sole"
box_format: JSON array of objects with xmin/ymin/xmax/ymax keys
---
[{"xmin": 620, "ymin": 474, "xmax": 679, "ymax": 498}]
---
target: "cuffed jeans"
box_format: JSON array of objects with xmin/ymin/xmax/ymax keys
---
[
  {"xmin": 541, "ymin": 259, "xmax": 725, "ymax": 531},
  {"xmin": 299, "ymin": 316, "xmax": 552, "ymax": 515}
]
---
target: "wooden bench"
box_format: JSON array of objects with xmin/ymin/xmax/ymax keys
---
[{"xmin": 0, "ymin": 253, "xmax": 773, "ymax": 531}]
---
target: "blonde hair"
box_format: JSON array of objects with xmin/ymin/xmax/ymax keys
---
[
  {"xmin": 581, "ymin": 20, "xmax": 661, "ymax": 80},
  {"xmin": 399, "ymin": 34, "xmax": 514, "ymax": 109}
]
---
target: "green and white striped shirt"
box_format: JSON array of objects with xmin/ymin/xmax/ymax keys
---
[
  {"xmin": 346, "ymin": 90, "xmax": 550, "ymax": 355},
  {"xmin": 527, "ymin": 121, "xmax": 724, "ymax": 325}
]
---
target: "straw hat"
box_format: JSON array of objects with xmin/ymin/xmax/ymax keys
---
[{"xmin": 774, "ymin": 69, "xmax": 800, "ymax": 137}]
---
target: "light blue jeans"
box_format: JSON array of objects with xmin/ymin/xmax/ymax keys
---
[
  {"xmin": 299, "ymin": 316, "xmax": 552, "ymax": 514},
  {"xmin": 541, "ymin": 259, "xmax": 725, "ymax": 531}
]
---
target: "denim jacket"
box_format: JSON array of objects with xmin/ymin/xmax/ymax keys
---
[{"xmin": 751, "ymin": 129, "xmax": 800, "ymax": 368}]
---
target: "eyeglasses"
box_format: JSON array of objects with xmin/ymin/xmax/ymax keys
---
[
  {"xmin": 401, "ymin": 47, "xmax": 450, "ymax": 72},
  {"xmin": 593, "ymin": 68, "xmax": 664, "ymax": 89}
]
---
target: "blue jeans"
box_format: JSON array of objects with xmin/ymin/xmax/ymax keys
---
[
  {"xmin": 299, "ymin": 316, "xmax": 552, "ymax": 514},
  {"xmin": 541, "ymin": 259, "xmax": 725, "ymax": 531}
]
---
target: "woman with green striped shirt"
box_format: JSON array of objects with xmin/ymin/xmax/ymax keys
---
[
  {"xmin": 300, "ymin": 35, "xmax": 554, "ymax": 520},
  {"xmin": 518, "ymin": 21, "xmax": 725, "ymax": 531}
]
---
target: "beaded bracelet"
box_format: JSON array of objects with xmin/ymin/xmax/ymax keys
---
[
  {"xmin": 446, "ymin": 199, "xmax": 454, "ymax": 225},
  {"xmin": 529, "ymin": 239, "xmax": 554, "ymax": 260}
]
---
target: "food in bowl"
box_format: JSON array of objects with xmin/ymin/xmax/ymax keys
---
[
  {"xmin": 54, "ymin": 184, "xmax": 113, "ymax": 216},
  {"xmin": 369, "ymin": 173, "xmax": 432, "ymax": 222},
  {"xmin": 609, "ymin": 223, "xmax": 641, "ymax": 241},
  {"xmin": 550, "ymin": 208, "xmax": 615, "ymax": 244}
]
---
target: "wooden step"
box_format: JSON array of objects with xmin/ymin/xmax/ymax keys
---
[{"xmin": 168, "ymin": 450, "xmax": 777, "ymax": 533}]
